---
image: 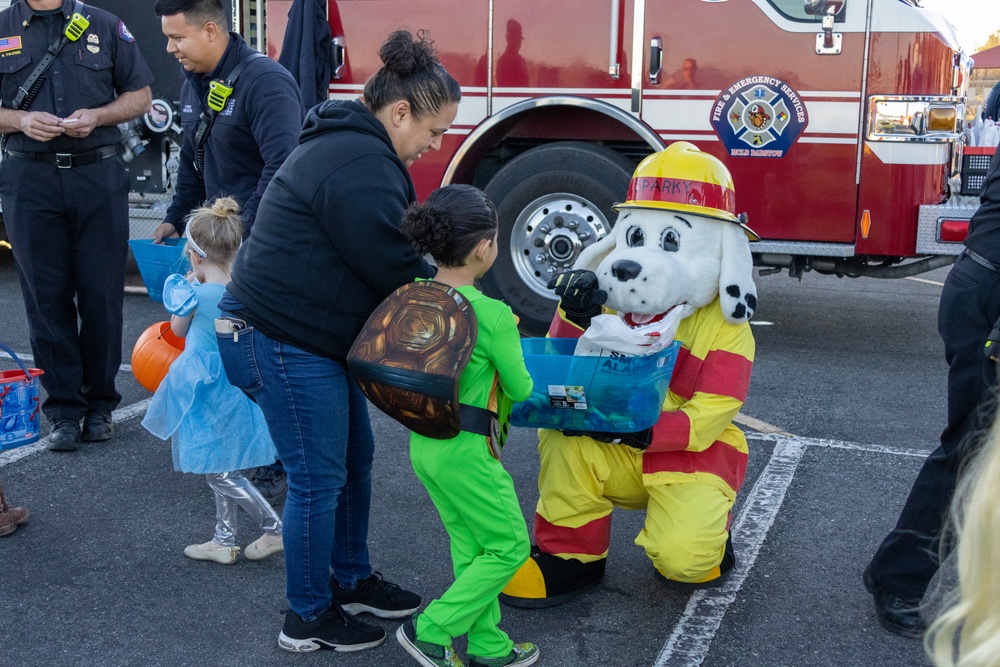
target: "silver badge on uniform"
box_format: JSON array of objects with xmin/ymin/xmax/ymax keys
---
[
  {"xmin": 87, "ymin": 44, "xmax": 100, "ymax": 54},
  {"xmin": 87, "ymin": 33, "xmax": 99, "ymax": 45}
]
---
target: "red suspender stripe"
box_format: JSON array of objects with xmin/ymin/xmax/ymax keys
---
[
  {"xmin": 548, "ymin": 310, "xmax": 585, "ymax": 339},
  {"xmin": 668, "ymin": 347, "xmax": 752, "ymax": 402},
  {"xmin": 695, "ymin": 349, "xmax": 753, "ymax": 402},
  {"xmin": 643, "ymin": 441, "xmax": 749, "ymax": 491},
  {"xmin": 534, "ymin": 513, "xmax": 612, "ymax": 556},
  {"xmin": 627, "ymin": 177, "xmax": 736, "ymax": 216}
]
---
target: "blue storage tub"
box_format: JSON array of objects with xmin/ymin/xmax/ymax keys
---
[
  {"xmin": 129, "ymin": 239, "xmax": 191, "ymax": 302},
  {"xmin": 511, "ymin": 337, "xmax": 681, "ymax": 433}
]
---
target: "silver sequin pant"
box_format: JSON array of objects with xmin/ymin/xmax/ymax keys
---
[{"xmin": 206, "ymin": 471, "xmax": 282, "ymax": 546}]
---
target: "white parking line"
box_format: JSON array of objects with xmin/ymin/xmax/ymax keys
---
[
  {"xmin": 749, "ymin": 432, "xmax": 930, "ymax": 458},
  {"xmin": 0, "ymin": 398, "xmax": 151, "ymax": 467},
  {"xmin": 653, "ymin": 431, "xmax": 933, "ymax": 666},
  {"xmin": 654, "ymin": 436, "xmax": 806, "ymax": 667}
]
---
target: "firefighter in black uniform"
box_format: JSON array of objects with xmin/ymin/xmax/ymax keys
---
[
  {"xmin": 865, "ymin": 147, "xmax": 1000, "ymax": 637},
  {"xmin": 150, "ymin": 0, "xmax": 302, "ymax": 241},
  {"xmin": 0, "ymin": 0, "xmax": 153, "ymax": 451}
]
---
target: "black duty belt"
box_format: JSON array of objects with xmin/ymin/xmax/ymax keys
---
[
  {"xmin": 964, "ymin": 248, "xmax": 1000, "ymax": 273},
  {"xmin": 6, "ymin": 145, "xmax": 118, "ymax": 168}
]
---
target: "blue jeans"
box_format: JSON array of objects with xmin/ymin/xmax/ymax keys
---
[{"xmin": 217, "ymin": 323, "xmax": 374, "ymax": 621}]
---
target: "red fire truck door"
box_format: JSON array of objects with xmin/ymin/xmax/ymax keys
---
[{"xmin": 640, "ymin": 0, "xmax": 867, "ymax": 247}]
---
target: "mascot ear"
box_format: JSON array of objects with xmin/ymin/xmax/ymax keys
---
[
  {"xmin": 575, "ymin": 221, "xmax": 622, "ymax": 271},
  {"xmin": 719, "ymin": 224, "xmax": 758, "ymax": 324}
]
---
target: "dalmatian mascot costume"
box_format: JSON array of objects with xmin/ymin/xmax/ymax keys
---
[{"xmin": 502, "ymin": 142, "xmax": 758, "ymax": 607}]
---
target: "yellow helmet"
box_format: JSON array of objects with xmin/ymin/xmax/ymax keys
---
[{"xmin": 614, "ymin": 142, "xmax": 759, "ymax": 241}]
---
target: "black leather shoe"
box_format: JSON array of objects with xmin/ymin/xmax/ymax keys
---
[
  {"xmin": 82, "ymin": 411, "xmax": 113, "ymax": 442},
  {"xmin": 47, "ymin": 420, "xmax": 81, "ymax": 451},
  {"xmin": 863, "ymin": 564, "xmax": 926, "ymax": 638}
]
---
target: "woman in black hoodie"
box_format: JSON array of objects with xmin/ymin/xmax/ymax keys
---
[{"xmin": 216, "ymin": 30, "xmax": 460, "ymax": 654}]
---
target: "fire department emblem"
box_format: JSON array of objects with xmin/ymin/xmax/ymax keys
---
[{"xmin": 711, "ymin": 76, "xmax": 808, "ymax": 158}]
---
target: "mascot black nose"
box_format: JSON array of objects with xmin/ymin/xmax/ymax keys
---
[{"xmin": 611, "ymin": 259, "xmax": 642, "ymax": 282}]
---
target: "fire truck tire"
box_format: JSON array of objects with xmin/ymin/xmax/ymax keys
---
[{"xmin": 481, "ymin": 141, "xmax": 635, "ymax": 335}]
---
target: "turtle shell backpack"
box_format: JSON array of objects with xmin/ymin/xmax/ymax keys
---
[{"xmin": 348, "ymin": 281, "xmax": 507, "ymax": 450}]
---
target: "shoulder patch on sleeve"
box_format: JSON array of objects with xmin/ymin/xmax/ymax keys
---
[{"xmin": 118, "ymin": 21, "xmax": 134, "ymax": 43}]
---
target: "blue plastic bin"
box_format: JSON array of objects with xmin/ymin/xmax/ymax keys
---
[
  {"xmin": 511, "ymin": 338, "xmax": 681, "ymax": 433},
  {"xmin": 129, "ymin": 239, "xmax": 191, "ymax": 302}
]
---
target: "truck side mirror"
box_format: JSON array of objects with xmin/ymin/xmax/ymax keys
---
[{"xmin": 803, "ymin": 0, "xmax": 845, "ymax": 16}]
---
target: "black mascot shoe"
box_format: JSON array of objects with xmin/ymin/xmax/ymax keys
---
[
  {"xmin": 863, "ymin": 564, "xmax": 926, "ymax": 639},
  {"xmin": 499, "ymin": 545, "xmax": 606, "ymax": 608},
  {"xmin": 658, "ymin": 535, "xmax": 736, "ymax": 591}
]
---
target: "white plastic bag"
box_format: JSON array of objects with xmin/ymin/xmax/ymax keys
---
[
  {"xmin": 575, "ymin": 309, "xmax": 684, "ymax": 357},
  {"xmin": 986, "ymin": 120, "xmax": 1000, "ymax": 148},
  {"xmin": 969, "ymin": 115, "xmax": 983, "ymax": 146}
]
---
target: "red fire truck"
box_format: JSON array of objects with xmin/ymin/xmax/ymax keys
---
[
  {"xmin": 9, "ymin": 0, "xmax": 968, "ymax": 334},
  {"xmin": 264, "ymin": 0, "xmax": 974, "ymax": 332}
]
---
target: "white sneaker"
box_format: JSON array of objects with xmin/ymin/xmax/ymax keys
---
[
  {"xmin": 244, "ymin": 532, "xmax": 284, "ymax": 561},
  {"xmin": 183, "ymin": 540, "xmax": 239, "ymax": 565}
]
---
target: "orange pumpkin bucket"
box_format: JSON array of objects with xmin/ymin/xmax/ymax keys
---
[{"xmin": 132, "ymin": 322, "xmax": 185, "ymax": 392}]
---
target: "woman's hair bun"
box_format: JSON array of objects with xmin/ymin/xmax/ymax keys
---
[{"xmin": 379, "ymin": 29, "xmax": 437, "ymax": 78}]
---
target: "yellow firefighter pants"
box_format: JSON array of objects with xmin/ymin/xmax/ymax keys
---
[{"xmin": 536, "ymin": 431, "xmax": 733, "ymax": 583}]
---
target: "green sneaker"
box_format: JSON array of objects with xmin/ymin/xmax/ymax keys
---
[
  {"xmin": 396, "ymin": 617, "xmax": 464, "ymax": 667},
  {"xmin": 469, "ymin": 642, "xmax": 540, "ymax": 667}
]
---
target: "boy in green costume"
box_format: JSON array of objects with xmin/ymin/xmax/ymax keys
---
[{"xmin": 396, "ymin": 185, "xmax": 538, "ymax": 667}]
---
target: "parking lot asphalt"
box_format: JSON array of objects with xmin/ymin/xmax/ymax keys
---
[{"xmin": 0, "ymin": 259, "xmax": 955, "ymax": 667}]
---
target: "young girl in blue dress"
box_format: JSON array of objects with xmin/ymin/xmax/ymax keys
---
[{"xmin": 142, "ymin": 197, "xmax": 282, "ymax": 565}]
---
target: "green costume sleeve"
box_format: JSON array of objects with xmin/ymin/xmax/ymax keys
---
[{"xmin": 488, "ymin": 306, "xmax": 533, "ymax": 403}]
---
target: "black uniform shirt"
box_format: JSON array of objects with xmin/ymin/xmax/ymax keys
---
[
  {"xmin": 0, "ymin": 0, "xmax": 153, "ymax": 153},
  {"xmin": 964, "ymin": 147, "xmax": 1000, "ymax": 265},
  {"xmin": 165, "ymin": 33, "xmax": 302, "ymax": 236}
]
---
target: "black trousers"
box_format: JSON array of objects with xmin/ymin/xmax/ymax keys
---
[
  {"xmin": 869, "ymin": 253, "xmax": 1000, "ymax": 600},
  {"xmin": 1, "ymin": 155, "xmax": 129, "ymax": 422}
]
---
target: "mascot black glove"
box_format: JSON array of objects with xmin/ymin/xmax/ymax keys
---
[
  {"xmin": 547, "ymin": 270, "xmax": 608, "ymax": 329},
  {"xmin": 564, "ymin": 428, "xmax": 653, "ymax": 451}
]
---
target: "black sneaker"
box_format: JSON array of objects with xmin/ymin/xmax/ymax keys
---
[
  {"xmin": 277, "ymin": 605, "xmax": 385, "ymax": 653},
  {"xmin": 248, "ymin": 466, "xmax": 287, "ymax": 505},
  {"xmin": 46, "ymin": 420, "xmax": 81, "ymax": 452},
  {"xmin": 331, "ymin": 571, "xmax": 421, "ymax": 619}
]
